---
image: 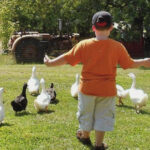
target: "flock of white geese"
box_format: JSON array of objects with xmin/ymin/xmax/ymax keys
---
[
  {"xmin": 116, "ymin": 73, "xmax": 148, "ymax": 113},
  {"xmin": 0, "ymin": 70, "xmax": 148, "ymax": 124},
  {"xmin": 71, "ymin": 72, "xmax": 149, "ymax": 114},
  {"xmin": 0, "ymin": 66, "xmax": 55, "ymax": 124}
]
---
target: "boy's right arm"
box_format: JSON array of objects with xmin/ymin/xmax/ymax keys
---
[
  {"xmin": 130, "ymin": 58, "xmax": 150, "ymax": 68},
  {"xmin": 44, "ymin": 54, "xmax": 67, "ymax": 67}
]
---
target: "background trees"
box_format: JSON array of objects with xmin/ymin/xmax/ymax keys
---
[{"xmin": 0, "ymin": 0, "xmax": 150, "ymax": 49}]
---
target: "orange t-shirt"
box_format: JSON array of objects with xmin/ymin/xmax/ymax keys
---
[{"xmin": 64, "ymin": 38, "xmax": 134, "ymax": 97}]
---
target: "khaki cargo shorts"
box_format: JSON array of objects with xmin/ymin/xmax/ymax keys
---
[{"xmin": 77, "ymin": 92, "xmax": 116, "ymax": 131}]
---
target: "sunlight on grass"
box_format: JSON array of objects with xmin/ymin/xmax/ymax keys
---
[
  {"xmin": 0, "ymin": 54, "xmax": 150, "ymax": 149},
  {"xmin": 0, "ymin": 54, "xmax": 16, "ymax": 65}
]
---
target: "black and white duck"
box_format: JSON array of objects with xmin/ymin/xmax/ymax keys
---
[{"xmin": 46, "ymin": 83, "xmax": 56, "ymax": 103}]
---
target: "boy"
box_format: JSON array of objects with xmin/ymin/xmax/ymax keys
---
[{"xmin": 44, "ymin": 11, "xmax": 150, "ymax": 150}]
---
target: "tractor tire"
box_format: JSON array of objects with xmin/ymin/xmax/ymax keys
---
[{"xmin": 14, "ymin": 38, "xmax": 44, "ymax": 63}]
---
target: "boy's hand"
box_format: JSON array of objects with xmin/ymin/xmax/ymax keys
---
[{"xmin": 44, "ymin": 54, "xmax": 50, "ymax": 65}]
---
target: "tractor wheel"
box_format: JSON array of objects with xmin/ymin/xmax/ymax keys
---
[{"xmin": 14, "ymin": 38, "xmax": 44, "ymax": 63}]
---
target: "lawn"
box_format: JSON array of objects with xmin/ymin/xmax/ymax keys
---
[{"xmin": 0, "ymin": 54, "xmax": 150, "ymax": 150}]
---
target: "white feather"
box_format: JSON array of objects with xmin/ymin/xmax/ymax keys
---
[
  {"xmin": 71, "ymin": 74, "xmax": 80, "ymax": 98},
  {"xmin": 116, "ymin": 84, "xmax": 129, "ymax": 98},
  {"xmin": 34, "ymin": 78, "xmax": 51, "ymax": 112},
  {"xmin": 128, "ymin": 73, "xmax": 148, "ymax": 113},
  {"xmin": 0, "ymin": 88, "xmax": 4, "ymax": 123},
  {"xmin": 27, "ymin": 66, "xmax": 40, "ymax": 95}
]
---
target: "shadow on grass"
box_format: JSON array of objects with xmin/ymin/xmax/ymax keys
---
[
  {"xmin": 50, "ymin": 99, "xmax": 59, "ymax": 105},
  {"xmin": 117, "ymin": 104, "xmax": 150, "ymax": 115},
  {"xmin": 37, "ymin": 110, "xmax": 55, "ymax": 115},
  {"xmin": 73, "ymin": 97, "xmax": 78, "ymax": 100},
  {"xmin": 30, "ymin": 93, "xmax": 39, "ymax": 97},
  {"xmin": 116, "ymin": 104, "xmax": 134, "ymax": 110},
  {"xmin": 15, "ymin": 111, "xmax": 36, "ymax": 117},
  {"xmin": 139, "ymin": 66, "xmax": 150, "ymax": 70},
  {"xmin": 140, "ymin": 110, "xmax": 150, "ymax": 115},
  {"xmin": 0, "ymin": 122, "xmax": 13, "ymax": 127},
  {"xmin": 89, "ymin": 145, "xmax": 95, "ymax": 150}
]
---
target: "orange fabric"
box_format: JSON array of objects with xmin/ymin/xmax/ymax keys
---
[{"xmin": 64, "ymin": 38, "xmax": 134, "ymax": 96}]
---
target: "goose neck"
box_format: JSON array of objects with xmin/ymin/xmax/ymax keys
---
[
  {"xmin": 31, "ymin": 72, "xmax": 36, "ymax": 78},
  {"xmin": 76, "ymin": 79, "xmax": 79, "ymax": 84},
  {"xmin": 131, "ymin": 77, "xmax": 136, "ymax": 88},
  {"xmin": 76, "ymin": 76, "xmax": 80, "ymax": 84},
  {"xmin": 41, "ymin": 83, "xmax": 46, "ymax": 93},
  {"xmin": 21, "ymin": 86, "xmax": 27, "ymax": 96}
]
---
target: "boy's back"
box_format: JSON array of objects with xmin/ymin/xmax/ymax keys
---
[{"xmin": 64, "ymin": 38, "xmax": 134, "ymax": 96}]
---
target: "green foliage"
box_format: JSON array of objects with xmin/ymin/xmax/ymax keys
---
[
  {"xmin": 0, "ymin": 1, "xmax": 16, "ymax": 49},
  {"xmin": 110, "ymin": 0, "xmax": 150, "ymax": 41},
  {"xmin": 0, "ymin": 0, "xmax": 150, "ymax": 48}
]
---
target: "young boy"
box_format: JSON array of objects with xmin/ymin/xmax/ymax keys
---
[{"xmin": 44, "ymin": 11, "xmax": 150, "ymax": 150}]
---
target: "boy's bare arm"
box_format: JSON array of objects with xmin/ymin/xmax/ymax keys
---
[
  {"xmin": 44, "ymin": 54, "xmax": 67, "ymax": 67},
  {"xmin": 130, "ymin": 58, "xmax": 150, "ymax": 68}
]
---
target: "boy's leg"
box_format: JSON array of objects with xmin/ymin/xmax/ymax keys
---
[
  {"xmin": 94, "ymin": 97, "xmax": 116, "ymax": 148},
  {"xmin": 77, "ymin": 92, "xmax": 96, "ymax": 138},
  {"xmin": 95, "ymin": 130, "xmax": 105, "ymax": 146}
]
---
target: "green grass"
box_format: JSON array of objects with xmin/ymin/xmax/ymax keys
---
[{"xmin": 0, "ymin": 55, "xmax": 150, "ymax": 150}]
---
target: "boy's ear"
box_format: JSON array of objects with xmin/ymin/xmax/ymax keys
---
[
  {"xmin": 109, "ymin": 25, "xmax": 114, "ymax": 31},
  {"xmin": 92, "ymin": 25, "xmax": 96, "ymax": 31}
]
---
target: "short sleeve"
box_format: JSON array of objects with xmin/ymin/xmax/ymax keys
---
[
  {"xmin": 64, "ymin": 42, "xmax": 83, "ymax": 66},
  {"xmin": 118, "ymin": 44, "xmax": 134, "ymax": 69}
]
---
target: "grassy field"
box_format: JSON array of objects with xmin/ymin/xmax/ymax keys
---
[{"xmin": 0, "ymin": 55, "xmax": 150, "ymax": 150}]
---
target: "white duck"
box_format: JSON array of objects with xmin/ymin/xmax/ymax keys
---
[
  {"xmin": 34, "ymin": 78, "xmax": 51, "ymax": 112},
  {"xmin": 0, "ymin": 88, "xmax": 4, "ymax": 124},
  {"xmin": 71, "ymin": 73, "xmax": 80, "ymax": 98},
  {"xmin": 128, "ymin": 73, "xmax": 148, "ymax": 113},
  {"xmin": 116, "ymin": 84, "xmax": 129, "ymax": 105},
  {"xmin": 27, "ymin": 66, "xmax": 40, "ymax": 95}
]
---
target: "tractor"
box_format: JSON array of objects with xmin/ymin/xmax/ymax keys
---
[{"xmin": 8, "ymin": 31, "xmax": 79, "ymax": 63}]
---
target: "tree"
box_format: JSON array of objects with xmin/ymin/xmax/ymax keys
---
[{"xmin": 0, "ymin": 0, "xmax": 150, "ymax": 49}]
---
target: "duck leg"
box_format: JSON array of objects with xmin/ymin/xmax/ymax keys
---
[
  {"xmin": 45, "ymin": 106, "xmax": 48, "ymax": 112},
  {"xmin": 118, "ymin": 97, "xmax": 124, "ymax": 106},
  {"xmin": 135, "ymin": 105, "xmax": 140, "ymax": 114}
]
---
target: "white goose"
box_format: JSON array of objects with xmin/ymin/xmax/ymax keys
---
[
  {"xmin": 128, "ymin": 73, "xmax": 148, "ymax": 113},
  {"xmin": 27, "ymin": 66, "xmax": 40, "ymax": 95},
  {"xmin": 34, "ymin": 78, "xmax": 51, "ymax": 112},
  {"xmin": 0, "ymin": 88, "xmax": 4, "ymax": 124},
  {"xmin": 71, "ymin": 73, "xmax": 80, "ymax": 98},
  {"xmin": 116, "ymin": 84, "xmax": 129, "ymax": 105}
]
